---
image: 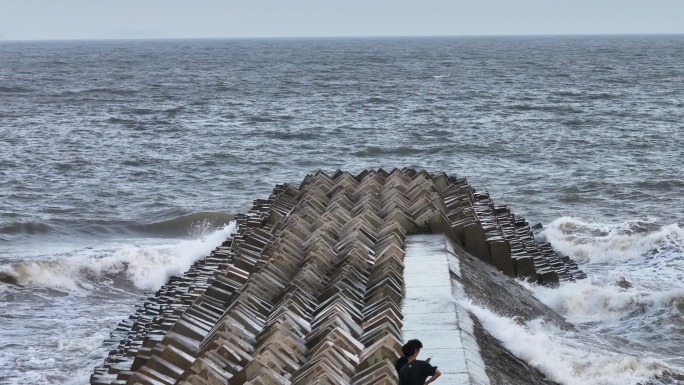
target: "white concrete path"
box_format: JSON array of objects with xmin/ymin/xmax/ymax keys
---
[{"xmin": 401, "ymin": 234, "xmax": 490, "ymax": 385}]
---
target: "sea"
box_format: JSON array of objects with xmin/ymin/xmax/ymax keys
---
[{"xmin": 0, "ymin": 35, "xmax": 683, "ymax": 385}]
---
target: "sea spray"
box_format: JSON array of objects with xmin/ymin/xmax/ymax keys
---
[
  {"xmin": 509, "ymin": 216, "xmax": 684, "ymax": 383},
  {"xmin": 0, "ymin": 222, "xmax": 236, "ymax": 385},
  {"xmin": 532, "ymin": 217, "xmax": 684, "ymax": 325},
  {"xmin": 0, "ymin": 222, "xmax": 236, "ymax": 292},
  {"xmin": 536, "ymin": 216, "xmax": 684, "ymax": 264},
  {"xmin": 457, "ymin": 298, "xmax": 666, "ymax": 385}
]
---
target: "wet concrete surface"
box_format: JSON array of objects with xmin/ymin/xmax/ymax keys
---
[{"xmin": 402, "ymin": 234, "xmax": 488, "ymax": 385}]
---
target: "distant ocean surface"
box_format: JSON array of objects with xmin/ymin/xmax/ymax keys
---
[{"xmin": 1, "ymin": 36, "xmax": 683, "ymax": 385}]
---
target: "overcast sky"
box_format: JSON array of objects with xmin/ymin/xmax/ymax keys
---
[{"xmin": 0, "ymin": 0, "xmax": 683, "ymax": 40}]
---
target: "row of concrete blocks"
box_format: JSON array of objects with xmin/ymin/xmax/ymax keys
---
[
  {"xmin": 91, "ymin": 185, "xmax": 294, "ymax": 385},
  {"xmin": 171, "ymin": 169, "xmax": 444, "ymax": 385},
  {"xmin": 120, "ymin": 192, "xmax": 299, "ymax": 385},
  {"xmin": 427, "ymin": 172, "xmax": 586, "ymax": 285},
  {"xmin": 308, "ymin": 168, "xmax": 585, "ymax": 285}
]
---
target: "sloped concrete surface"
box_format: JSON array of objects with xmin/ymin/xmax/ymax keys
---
[{"xmin": 403, "ymin": 234, "xmax": 489, "ymax": 385}]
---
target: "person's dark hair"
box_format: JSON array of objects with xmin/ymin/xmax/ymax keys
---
[
  {"xmin": 401, "ymin": 341, "xmax": 416, "ymax": 357},
  {"xmin": 408, "ymin": 339, "xmax": 423, "ymax": 350}
]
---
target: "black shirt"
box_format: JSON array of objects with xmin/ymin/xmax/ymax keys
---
[
  {"xmin": 398, "ymin": 359, "xmax": 437, "ymax": 385},
  {"xmin": 395, "ymin": 356, "xmax": 408, "ymax": 375}
]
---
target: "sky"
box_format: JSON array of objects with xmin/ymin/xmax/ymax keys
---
[{"xmin": 0, "ymin": 0, "xmax": 683, "ymax": 40}]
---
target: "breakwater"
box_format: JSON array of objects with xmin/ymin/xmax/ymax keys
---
[{"xmin": 91, "ymin": 169, "xmax": 585, "ymax": 385}]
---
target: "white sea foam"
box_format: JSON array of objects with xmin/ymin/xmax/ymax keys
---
[
  {"xmin": 497, "ymin": 217, "xmax": 684, "ymax": 383},
  {"xmin": 529, "ymin": 217, "xmax": 684, "ymax": 324},
  {"xmin": 0, "ymin": 221, "xmax": 236, "ymax": 292},
  {"xmin": 522, "ymin": 276, "xmax": 684, "ymax": 325},
  {"xmin": 460, "ymin": 299, "xmax": 667, "ymax": 385},
  {"xmin": 0, "ymin": 222, "xmax": 236, "ymax": 385},
  {"xmin": 537, "ymin": 216, "xmax": 683, "ymax": 264}
]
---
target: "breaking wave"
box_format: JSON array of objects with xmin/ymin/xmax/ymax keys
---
[
  {"xmin": 460, "ymin": 299, "xmax": 669, "ymax": 385},
  {"xmin": 0, "ymin": 212, "xmax": 234, "ymax": 240},
  {"xmin": 0, "ymin": 222, "xmax": 236, "ymax": 292},
  {"xmin": 536, "ymin": 216, "xmax": 683, "ymax": 264}
]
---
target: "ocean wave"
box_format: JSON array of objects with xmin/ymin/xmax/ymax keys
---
[
  {"xmin": 366, "ymin": 96, "xmax": 391, "ymax": 104},
  {"xmin": 79, "ymin": 88, "xmax": 138, "ymax": 96},
  {"xmin": 460, "ymin": 299, "xmax": 670, "ymax": 385},
  {"xmin": 164, "ymin": 106, "xmax": 184, "ymax": 114},
  {"xmin": 0, "ymin": 212, "xmax": 234, "ymax": 241},
  {"xmin": 537, "ymin": 216, "xmax": 682, "ymax": 263},
  {"xmin": 270, "ymin": 131, "xmax": 317, "ymax": 141},
  {"xmin": 129, "ymin": 212, "xmax": 235, "ymax": 237},
  {"xmin": 352, "ymin": 146, "xmax": 420, "ymax": 157},
  {"xmin": 0, "ymin": 86, "xmax": 34, "ymax": 93},
  {"xmin": 248, "ymin": 116, "xmax": 277, "ymax": 123},
  {"xmin": 587, "ymin": 92, "xmax": 616, "ymax": 100},
  {"xmin": 411, "ymin": 108, "xmax": 431, "ymax": 113},
  {"xmin": 130, "ymin": 108, "xmax": 155, "ymax": 115},
  {"xmin": 524, "ymin": 276, "xmax": 684, "ymax": 325},
  {"xmin": 0, "ymin": 221, "xmax": 52, "ymax": 235},
  {"xmin": 0, "ymin": 222, "xmax": 235, "ymax": 292},
  {"xmin": 508, "ymin": 104, "xmax": 537, "ymax": 111},
  {"xmin": 211, "ymin": 151, "xmax": 239, "ymax": 160},
  {"xmin": 527, "ymin": 216, "xmax": 684, "ymax": 358},
  {"xmin": 105, "ymin": 116, "xmax": 135, "ymax": 124},
  {"xmin": 635, "ymin": 179, "xmax": 684, "ymax": 190}
]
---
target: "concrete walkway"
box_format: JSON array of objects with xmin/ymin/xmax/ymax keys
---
[{"xmin": 402, "ymin": 234, "xmax": 490, "ymax": 385}]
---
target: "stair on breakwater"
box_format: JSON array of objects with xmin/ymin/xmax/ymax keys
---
[{"xmin": 91, "ymin": 168, "xmax": 584, "ymax": 385}]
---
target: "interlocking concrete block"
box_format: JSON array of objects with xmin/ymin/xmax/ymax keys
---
[
  {"xmin": 374, "ymin": 243, "xmax": 405, "ymax": 262},
  {"xmin": 159, "ymin": 333, "xmax": 199, "ymax": 365},
  {"xmin": 244, "ymin": 351, "xmax": 296, "ymax": 383},
  {"xmin": 258, "ymin": 310, "xmax": 311, "ymax": 339},
  {"xmin": 368, "ymin": 264, "xmax": 402, "ymax": 290},
  {"xmin": 307, "ymin": 315, "xmax": 363, "ymax": 348},
  {"xmin": 362, "ymin": 298, "xmax": 402, "ymax": 321},
  {"xmin": 361, "ymin": 308, "xmax": 403, "ymax": 333},
  {"xmin": 365, "ymin": 281, "xmax": 402, "ymax": 305},
  {"xmin": 169, "ymin": 317, "xmax": 210, "ymax": 342},
  {"xmin": 127, "ymin": 367, "xmax": 173, "ymax": 385},
  {"xmin": 210, "ymin": 338, "xmax": 252, "ymax": 369},
  {"xmin": 328, "ymin": 191, "xmax": 355, "ymax": 208},
  {"xmin": 190, "ymin": 356, "xmax": 234, "ymax": 384},
  {"xmin": 309, "ymin": 326, "xmax": 364, "ymax": 356},
  {"xmin": 431, "ymin": 172, "xmax": 450, "ymax": 193},
  {"xmin": 382, "ymin": 208, "xmax": 418, "ymax": 234},
  {"xmin": 537, "ymin": 268, "xmax": 559, "ymax": 286},
  {"xmin": 313, "ymin": 296, "xmax": 364, "ymax": 326},
  {"xmin": 358, "ymin": 320, "xmax": 402, "ymax": 346},
  {"xmin": 489, "ymin": 240, "xmax": 515, "ymax": 277},
  {"xmin": 245, "ymin": 365, "xmax": 292, "ymax": 385},
  {"xmin": 210, "ymin": 316, "xmax": 257, "ymax": 347},
  {"xmin": 365, "ymin": 273, "xmax": 402, "ymax": 300},
  {"xmin": 94, "ymin": 169, "xmax": 589, "ymax": 385},
  {"xmin": 464, "ymin": 222, "xmax": 491, "ymax": 263},
  {"xmin": 291, "ymin": 356, "xmax": 351, "ymax": 385},
  {"xmin": 375, "ymin": 229, "xmax": 405, "ymax": 249},
  {"xmin": 355, "ymin": 334, "xmax": 402, "ymax": 373},
  {"xmin": 351, "ymin": 358, "xmax": 398, "ymax": 385},
  {"xmin": 306, "ymin": 343, "xmax": 358, "ymax": 376}
]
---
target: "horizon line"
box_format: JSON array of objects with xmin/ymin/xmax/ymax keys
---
[{"xmin": 1, "ymin": 32, "xmax": 683, "ymax": 42}]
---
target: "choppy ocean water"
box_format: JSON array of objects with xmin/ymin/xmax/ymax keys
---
[{"xmin": 0, "ymin": 36, "xmax": 683, "ymax": 384}]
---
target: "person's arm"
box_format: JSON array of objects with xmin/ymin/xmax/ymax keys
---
[{"xmin": 425, "ymin": 369, "xmax": 441, "ymax": 385}]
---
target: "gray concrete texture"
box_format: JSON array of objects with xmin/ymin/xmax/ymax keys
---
[{"xmin": 90, "ymin": 169, "xmax": 583, "ymax": 385}]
